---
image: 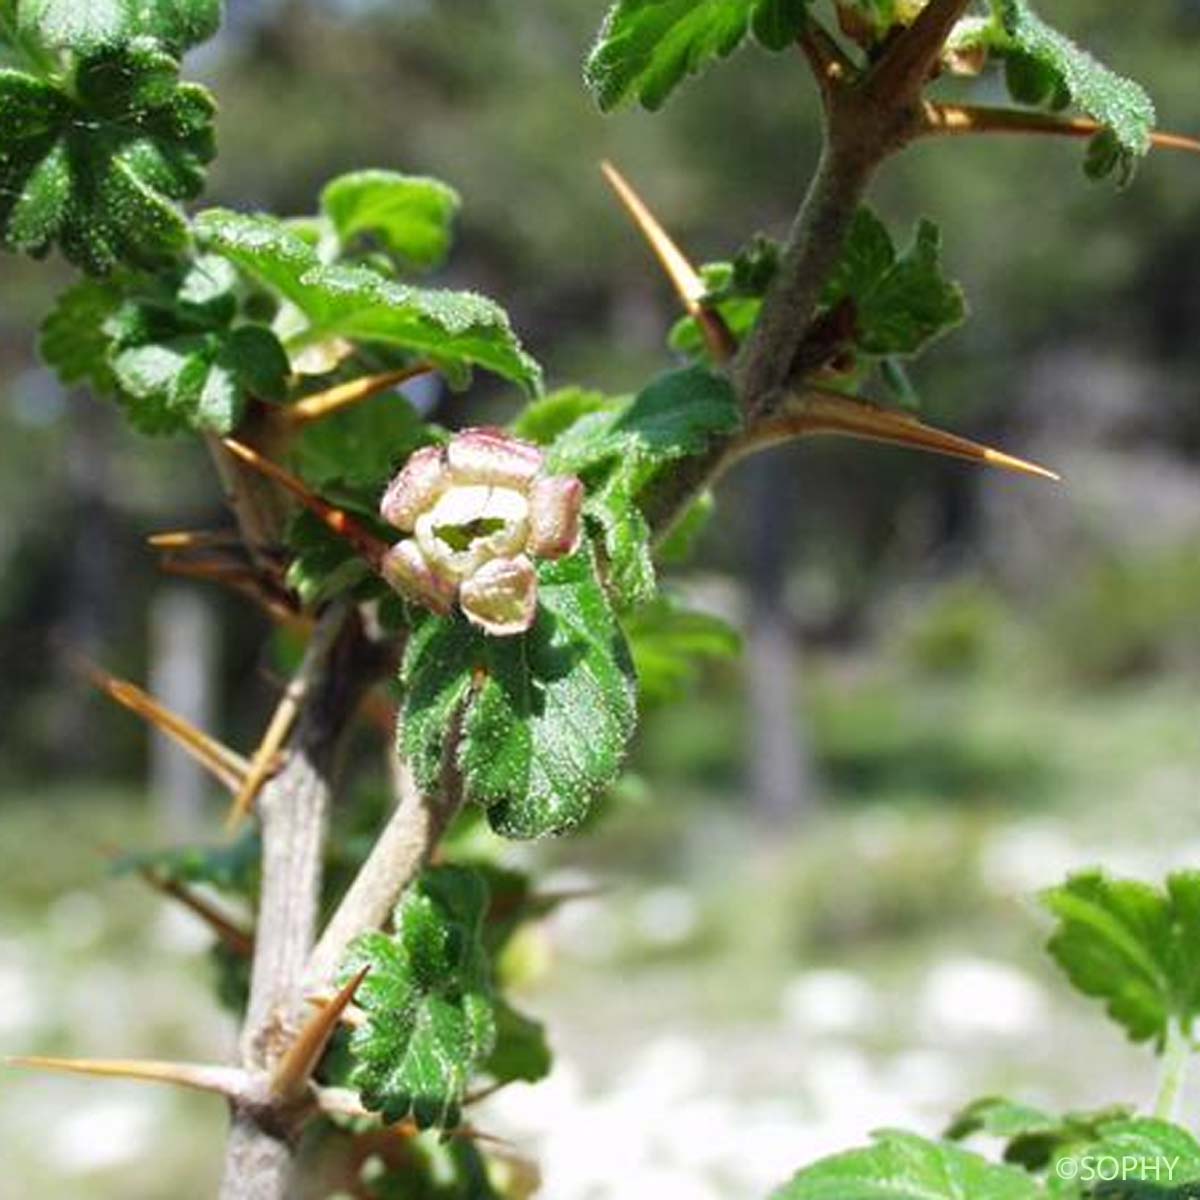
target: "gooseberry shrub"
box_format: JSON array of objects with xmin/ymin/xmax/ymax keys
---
[{"xmin": 1, "ymin": 1, "xmax": 1197, "ymax": 1197}]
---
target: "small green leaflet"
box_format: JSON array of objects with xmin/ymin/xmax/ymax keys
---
[
  {"xmin": 512, "ymin": 387, "xmax": 613, "ymax": 446},
  {"xmin": 0, "ymin": 41, "xmax": 215, "ymax": 273},
  {"xmin": 771, "ymin": 1130, "xmax": 1041, "ymax": 1199},
  {"xmin": 193, "ymin": 209, "xmax": 542, "ymax": 395},
  {"xmin": 946, "ymin": 1096, "xmax": 1133, "ymax": 1173},
  {"xmin": 484, "ymin": 999, "xmax": 552, "ymax": 1086},
  {"xmin": 341, "ymin": 866, "xmax": 496, "ymax": 1130},
  {"xmin": 824, "ymin": 208, "xmax": 966, "ymax": 358},
  {"xmin": 290, "ymin": 389, "xmax": 434, "ymax": 492},
  {"xmin": 39, "ymin": 277, "xmax": 124, "ymax": 395},
  {"xmin": 545, "ymin": 367, "xmax": 740, "ymax": 607},
  {"xmin": 987, "ymin": 0, "xmax": 1155, "ymax": 180},
  {"xmin": 1042, "ymin": 870, "xmax": 1200, "ymax": 1049},
  {"xmin": 585, "ymin": 0, "xmax": 812, "ymax": 112},
  {"xmin": 98, "ymin": 256, "xmax": 289, "ymax": 435},
  {"xmin": 15, "ymin": 0, "xmax": 221, "ymax": 55},
  {"xmin": 1047, "ymin": 1118, "xmax": 1200, "ymax": 1198},
  {"xmin": 623, "ymin": 594, "xmax": 741, "ymax": 707},
  {"xmin": 321, "ymin": 170, "xmax": 461, "ymax": 273},
  {"xmin": 401, "ymin": 547, "xmax": 637, "ymax": 839}
]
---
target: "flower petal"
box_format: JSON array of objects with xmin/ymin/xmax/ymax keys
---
[
  {"xmin": 380, "ymin": 539, "xmax": 457, "ymax": 615},
  {"xmin": 447, "ymin": 427, "xmax": 544, "ymax": 489},
  {"xmin": 528, "ymin": 475, "xmax": 583, "ymax": 559},
  {"xmin": 380, "ymin": 445, "xmax": 449, "ymax": 531},
  {"xmin": 459, "ymin": 555, "xmax": 538, "ymax": 637}
]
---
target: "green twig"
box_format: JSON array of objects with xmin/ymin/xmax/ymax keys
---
[{"xmin": 1154, "ymin": 1023, "xmax": 1192, "ymax": 1122}]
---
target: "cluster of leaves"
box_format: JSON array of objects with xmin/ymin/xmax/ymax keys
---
[
  {"xmin": 337, "ymin": 865, "xmax": 551, "ymax": 1131},
  {"xmin": 585, "ymin": 0, "xmax": 1155, "ymax": 178},
  {"xmin": 671, "ymin": 207, "xmax": 964, "ymax": 409},
  {"xmin": 771, "ymin": 870, "xmax": 1200, "ymax": 1198}
]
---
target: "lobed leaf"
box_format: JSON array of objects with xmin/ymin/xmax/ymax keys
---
[
  {"xmin": 193, "ymin": 209, "xmax": 542, "ymax": 394},
  {"xmin": 0, "ymin": 42, "xmax": 216, "ymax": 272},
  {"xmin": 987, "ymin": 0, "xmax": 1155, "ymax": 179},
  {"xmin": 824, "ymin": 209, "xmax": 966, "ymax": 358},
  {"xmin": 484, "ymin": 999, "xmax": 552, "ymax": 1086},
  {"xmin": 585, "ymin": 0, "xmax": 811, "ymax": 112},
  {"xmin": 321, "ymin": 169, "xmax": 461, "ymax": 272},
  {"xmin": 1042, "ymin": 870, "xmax": 1200, "ymax": 1049},
  {"xmin": 401, "ymin": 547, "xmax": 638, "ymax": 839},
  {"xmin": 341, "ymin": 866, "xmax": 496, "ymax": 1130},
  {"xmin": 17, "ymin": 0, "xmax": 222, "ymax": 54},
  {"xmin": 771, "ymin": 1130, "xmax": 1042, "ymax": 1199},
  {"xmin": 39, "ymin": 277, "xmax": 124, "ymax": 394}
]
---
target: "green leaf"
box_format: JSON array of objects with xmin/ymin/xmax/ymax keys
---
[
  {"xmin": 17, "ymin": 0, "xmax": 222, "ymax": 54},
  {"xmin": 946, "ymin": 1096, "xmax": 1133, "ymax": 1173},
  {"xmin": 102, "ymin": 257, "xmax": 289, "ymax": 435},
  {"xmin": 1051, "ymin": 1118, "xmax": 1200, "ymax": 1198},
  {"xmin": 1041, "ymin": 870, "xmax": 1200, "ymax": 1048},
  {"xmin": 588, "ymin": 460, "xmax": 657, "ymax": 608},
  {"xmin": 585, "ymin": 0, "xmax": 811, "ymax": 111},
  {"xmin": 284, "ymin": 508, "xmax": 387, "ymax": 608},
  {"xmin": 512, "ymin": 386, "xmax": 613, "ymax": 446},
  {"xmin": 193, "ymin": 209, "xmax": 542, "ymax": 394},
  {"xmin": 342, "ymin": 866, "xmax": 496, "ymax": 1130},
  {"xmin": 0, "ymin": 42, "xmax": 215, "ymax": 273},
  {"xmin": 483, "ymin": 999, "xmax": 552, "ymax": 1086},
  {"xmin": 291, "ymin": 391, "xmax": 434, "ymax": 492},
  {"xmin": 825, "ymin": 209, "xmax": 966, "ymax": 358},
  {"xmin": 321, "ymin": 170, "xmax": 460, "ymax": 272},
  {"xmin": 548, "ymin": 366, "xmax": 741, "ymax": 476},
  {"xmin": 988, "ymin": 0, "xmax": 1155, "ymax": 176},
  {"xmin": 401, "ymin": 548, "xmax": 638, "ymax": 839},
  {"xmin": 544, "ymin": 368, "xmax": 738, "ymax": 607},
  {"xmin": 771, "ymin": 1130, "xmax": 1043, "ymax": 1199},
  {"xmin": 623, "ymin": 593, "xmax": 741, "ymax": 706},
  {"xmin": 39, "ymin": 277, "xmax": 124, "ymax": 394}
]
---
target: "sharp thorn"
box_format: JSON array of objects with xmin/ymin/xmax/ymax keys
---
[
  {"xmin": 748, "ymin": 388, "xmax": 1060, "ymax": 481},
  {"xmin": 132, "ymin": 866, "xmax": 254, "ymax": 958},
  {"xmin": 147, "ymin": 530, "xmax": 241, "ymax": 551},
  {"xmin": 68, "ymin": 652, "xmax": 250, "ymax": 791},
  {"xmin": 271, "ymin": 967, "xmax": 371, "ymax": 1102},
  {"xmin": 4, "ymin": 1055, "xmax": 249, "ymax": 1099},
  {"xmin": 220, "ymin": 438, "xmax": 389, "ymax": 570},
  {"xmin": 600, "ymin": 160, "xmax": 737, "ymax": 363},
  {"xmin": 283, "ymin": 365, "xmax": 435, "ymax": 427}
]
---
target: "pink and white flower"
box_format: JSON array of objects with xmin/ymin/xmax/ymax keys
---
[{"xmin": 379, "ymin": 428, "xmax": 583, "ymax": 636}]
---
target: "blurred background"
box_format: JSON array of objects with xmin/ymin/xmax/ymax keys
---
[{"xmin": 2, "ymin": 0, "xmax": 1200, "ymax": 1195}]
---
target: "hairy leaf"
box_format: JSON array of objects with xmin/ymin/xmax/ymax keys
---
[
  {"xmin": 585, "ymin": 0, "xmax": 812, "ymax": 111},
  {"xmin": 39, "ymin": 277, "xmax": 124, "ymax": 394},
  {"xmin": 988, "ymin": 0, "xmax": 1154, "ymax": 178},
  {"xmin": 771, "ymin": 1130, "xmax": 1042, "ymax": 1199},
  {"xmin": 1042, "ymin": 870, "xmax": 1200, "ymax": 1048},
  {"xmin": 825, "ymin": 208, "xmax": 966, "ymax": 358},
  {"xmin": 99, "ymin": 256, "xmax": 289, "ymax": 435},
  {"xmin": 342, "ymin": 866, "xmax": 495, "ymax": 1130},
  {"xmin": 512, "ymin": 386, "xmax": 613, "ymax": 446},
  {"xmin": 401, "ymin": 548, "xmax": 637, "ymax": 839},
  {"xmin": 321, "ymin": 169, "xmax": 460, "ymax": 272},
  {"xmin": 291, "ymin": 390, "xmax": 434, "ymax": 492},
  {"xmin": 0, "ymin": 42, "xmax": 215, "ymax": 272},
  {"xmin": 545, "ymin": 367, "xmax": 738, "ymax": 606},
  {"xmin": 193, "ymin": 209, "xmax": 541, "ymax": 394},
  {"xmin": 17, "ymin": 0, "xmax": 222, "ymax": 54}
]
